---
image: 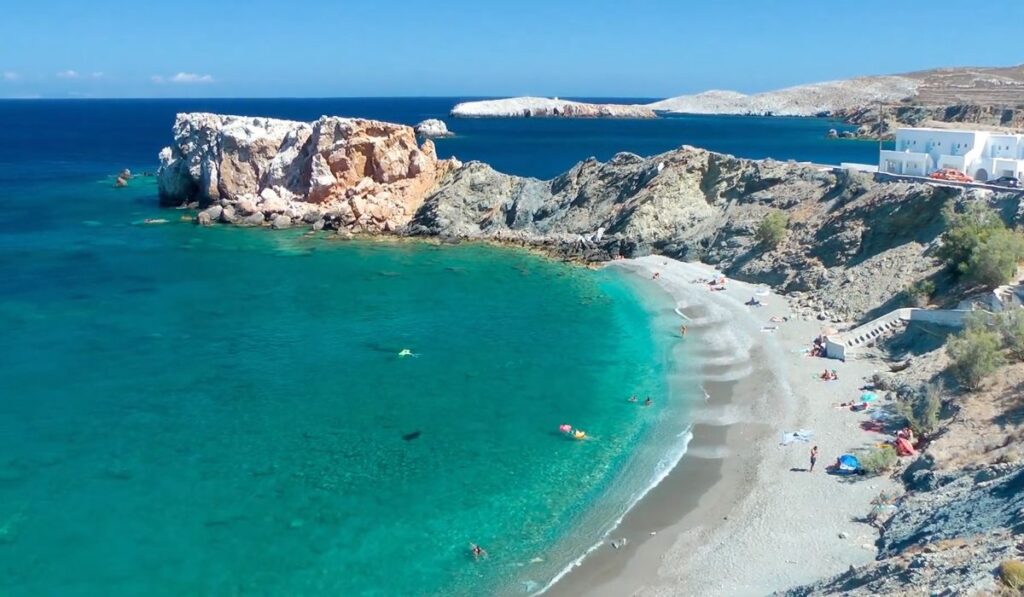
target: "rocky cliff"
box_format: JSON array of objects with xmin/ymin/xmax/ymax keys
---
[
  {"xmin": 783, "ymin": 463, "xmax": 1024, "ymax": 596},
  {"xmin": 157, "ymin": 113, "xmax": 460, "ymax": 232},
  {"xmin": 450, "ymin": 97, "xmax": 656, "ymax": 119}
]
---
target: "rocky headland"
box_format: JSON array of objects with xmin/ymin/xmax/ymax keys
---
[
  {"xmin": 158, "ymin": 113, "xmax": 460, "ymax": 233},
  {"xmin": 450, "ymin": 97, "xmax": 656, "ymax": 119},
  {"xmin": 160, "ymin": 111, "xmax": 1024, "ymax": 322}
]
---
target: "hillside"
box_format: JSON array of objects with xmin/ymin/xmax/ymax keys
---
[{"xmin": 651, "ymin": 65, "xmax": 1024, "ymax": 115}]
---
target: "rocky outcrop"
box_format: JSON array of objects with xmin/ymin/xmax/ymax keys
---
[
  {"xmin": 414, "ymin": 119, "xmax": 453, "ymax": 138},
  {"xmin": 451, "ymin": 97, "xmax": 656, "ymax": 119},
  {"xmin": 836, "ymin": 104, "xmax": 1024, "ymax": 139},
  {"xmin": 157, "ymin": 113, "xmax": 460, "ymax": 232},
  {"xmin": 410, "ymin": 146, "xmax": 1023, "ymax": 320},
  {"xmin": 782, "ymin": 463, "xmax": 1024, "ymax": 596}
]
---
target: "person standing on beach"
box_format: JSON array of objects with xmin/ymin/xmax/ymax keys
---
[{"xmin": 809, "ymin": 445, "xmax": 818, "ymax": 472}]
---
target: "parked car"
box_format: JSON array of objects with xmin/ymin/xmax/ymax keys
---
[
  {"xmin": 928, "ymin": 168, "xmax": 973, "ymax": 183},
  {"xmin": 989, "ymin": 176, "xmax": 1021, "ymax": 189}
]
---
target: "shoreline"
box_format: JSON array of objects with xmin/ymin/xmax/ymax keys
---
[{"xmin": 545, "ymin": 255, "xmax": 897, "ymax": 596}]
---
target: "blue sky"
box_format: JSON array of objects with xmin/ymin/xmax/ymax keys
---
[{"xmin": 2, "ymin": 0, "xmax": 1022, "ymax": 98}]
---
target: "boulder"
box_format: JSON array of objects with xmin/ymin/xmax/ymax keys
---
[
  {"xmin": 414, "ymin": 119, "xmax": 453, "ymax": 138},
  {"xmin": 236, "ymin": 197, "xmax": 258, "ymax": 215},
  {"xmin": 238, "ymin": 213, "xmax": 266, "ymax": 227},
  {"xmin": 271, "ymin": 215, "xmax": 292, "ymax": 229},
  {"xmin": 196, "ymin": 205, "xmax": 222, "ymax": 226}
]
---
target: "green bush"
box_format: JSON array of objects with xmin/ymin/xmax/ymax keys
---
[
  {"xmin": 999, "ymin": 560, "xmax": 1024, "ymax": 591},
  {"xmin": 994, "ymin": 310, "xmax": 1024, "ymax": 362},
  {"xmin": 754, "ymin": 211, "xmax": 789, "ymax": 250},
  {"xmin": 946, "ymin": 326, "xmax": 1006, "ymax": 390},
  {"xmin": 895, "ymin": 383, "xmax": 942, "ymax": 437},
  {"xmin": 903, "ymin": 279, "xmax": 935, "ymax": 307},
  {"xmin": 938, "ymin": 203, "xmax": 1024, "ymax": 287},
  {"xmin": 938, "ymin": 202, "xmax": 1005, "ymax": 272},
  {"xmin": 859, "ymin": 444, "xmax": 898, "ymax": 476},
  {"xmin": 962, "ymin": 227, "xmax": 1024, "ymax": 287}
]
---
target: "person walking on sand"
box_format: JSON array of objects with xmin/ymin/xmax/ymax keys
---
[{"xmin": 809, "ymin": 445, "xmax": 819, "ymax": 472}]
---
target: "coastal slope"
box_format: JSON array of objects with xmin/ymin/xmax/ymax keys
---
[
  {"xmin": 650, "ymin": 65, "xmax": 1024, "ymax": 135},
  {"xmin": 450, "ymin": 97, "xmax": 656, "ymax": 119}
]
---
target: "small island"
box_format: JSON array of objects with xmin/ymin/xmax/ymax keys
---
[{"xmin": 450, "ymin": 96, "xmax": 656, "ymax": 119}]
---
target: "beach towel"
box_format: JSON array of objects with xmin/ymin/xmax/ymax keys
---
[{"xmin": 780, "ymin": 429, "xmax": 815, "ymax": 445}]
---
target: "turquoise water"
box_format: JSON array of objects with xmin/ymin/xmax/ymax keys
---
[
  {"xmin": 0, "ymin": 99, "xmax": 853, "ymax": 594},
  {"xmin": 0, "ymin": 175, "xmax": 683, "ymax": 594}
]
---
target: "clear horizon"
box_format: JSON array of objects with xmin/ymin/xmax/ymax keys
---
[{"xmin": 3, "ymin": 0, "xmax": 1023, "ymax": 99}]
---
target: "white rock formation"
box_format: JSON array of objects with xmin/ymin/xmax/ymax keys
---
[
  {"xmin": 648, "ymin": 76, "xmax": 921, "ymax": 116},
  {"xmin": 414, "ymin": 119, "xmax": 453, "ymax": 138},
  {"xmin": 157, "ymin": 113, "xmax": 461, "ymax": 232},
  {"xmin": 451, "ymin": 97, "xmax": 656, "ymax": 119}
]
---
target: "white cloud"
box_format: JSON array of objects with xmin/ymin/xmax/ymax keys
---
[
  {"xmin": 2, "ymin": 71, "xmax": 19, "ymax": 81},
  {"xmin": 151, "ymin": 72, "xmax": 215, "ymax": 84},
  {"xmin": 57, "ymin": 70, "xmax": 104, "ymax": 79}
]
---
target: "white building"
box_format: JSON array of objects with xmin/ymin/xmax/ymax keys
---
[{"xmin": 879, "ymin": 127, "xmax": 1024, "ymax": 181}]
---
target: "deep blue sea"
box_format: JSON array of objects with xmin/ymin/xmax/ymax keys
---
[{"xmin": 0, "ymin": 99, "xmax": 875, "ymax": 595}]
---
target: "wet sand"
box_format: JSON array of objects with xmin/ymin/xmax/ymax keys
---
[{"xmin": 547, "ymin": 255, "xmax": 896, "ymax": 596}]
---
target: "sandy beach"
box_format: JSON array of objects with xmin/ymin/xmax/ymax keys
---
[{"xmin": 547, "ymin": 255, "xmax": 898, "ymax": 596}]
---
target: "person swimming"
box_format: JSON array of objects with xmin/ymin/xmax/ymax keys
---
[
  {"xmin": 628, "ymin": 394, "xmax": 638, "ymax": 403},
  {"xmin": 470, "ymin": 543, "xmax": 487, "ymax": 560},
  {"xmin": 643, "ymin": 397, "xmax": 652, "ymax": 407}
]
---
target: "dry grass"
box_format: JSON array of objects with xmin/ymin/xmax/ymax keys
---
[{"xmin": 926, "ymin": 361, "xmax": 1024, "ymax": 471}]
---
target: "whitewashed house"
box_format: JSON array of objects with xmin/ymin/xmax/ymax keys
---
[{"xmin": 879, "ymin": 127, "xmax": 1024, "ymax": 181}]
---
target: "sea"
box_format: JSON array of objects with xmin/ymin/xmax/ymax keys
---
[{"xmin": 0, "ymin": 98, "xmax": 879, "ymax": 595}]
